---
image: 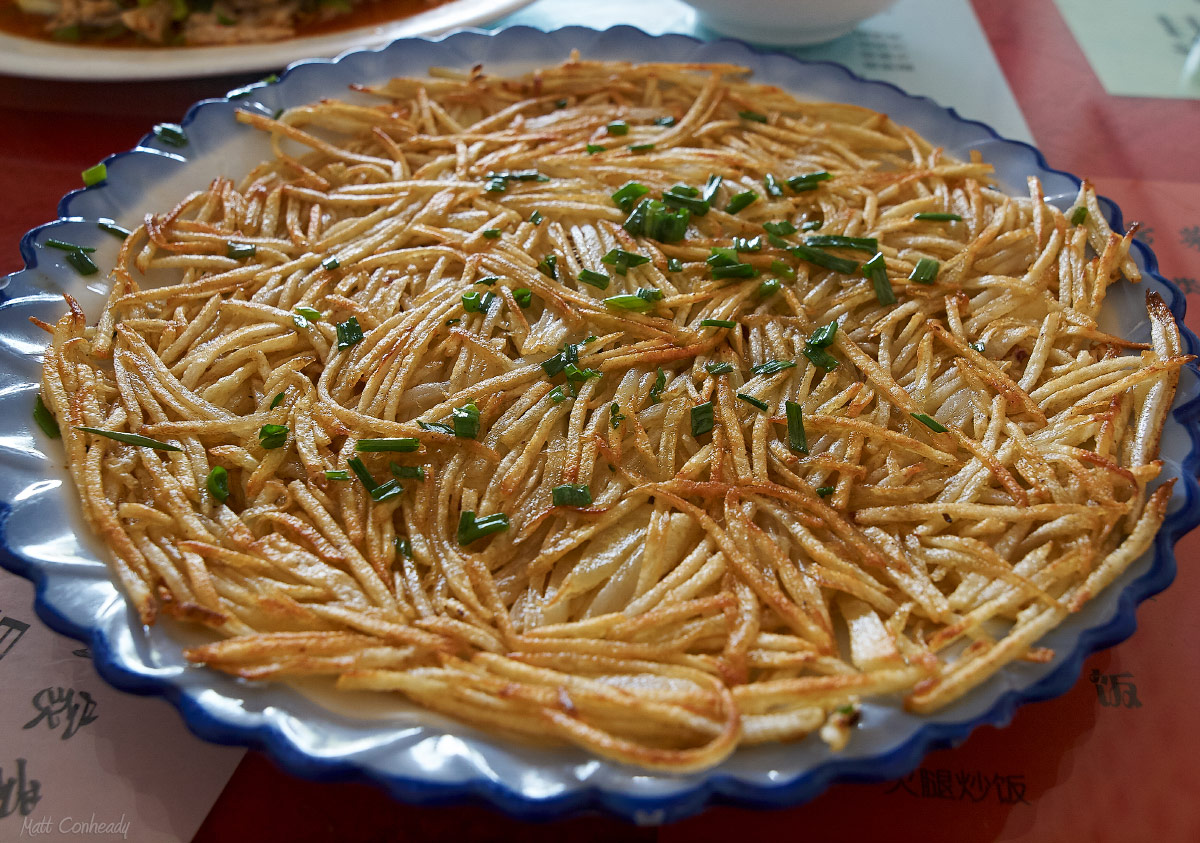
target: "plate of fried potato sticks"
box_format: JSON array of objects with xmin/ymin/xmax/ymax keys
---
[{"xmin": 2, "ymin": 25, "xmax": 1198, "ymax": 823}]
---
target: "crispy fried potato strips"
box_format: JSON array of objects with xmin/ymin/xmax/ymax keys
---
[{"xmin": 39, "ymin": 59, "xmax": 1186, "ymax": 771}]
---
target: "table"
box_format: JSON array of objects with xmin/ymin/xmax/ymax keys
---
[{"xmin": 1, "ymin": 1, "xmax": 1197, "ymax": 840}]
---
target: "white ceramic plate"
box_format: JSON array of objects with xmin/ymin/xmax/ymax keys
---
[
  {"xmin": 2, "ymin": 25, "xmax": 1198, "ymax": 824},
  {"xmin": 0, "ymin": 0, "xmax": 534, "ymax": 80}
]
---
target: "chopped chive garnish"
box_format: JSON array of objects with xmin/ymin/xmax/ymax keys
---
[
  {"xmin": 624, "ymin": 198, "xmax": 690, "ymax": 242},
  {"xmin": 82, "ymin": 163, "xmax": 107, "ymax": 187},
  {"xmin": 391, "ymin": 463, "xmax": 426, "ymax": 480},
  {"xmin": 586, "ymin": 144, "xmax": 606, "ymax": 154},
  {"xmin": 33, "ymin": 394, "xmax": 60, "ymax": 438},
  {"xmin": 738, "ymin": 110, "xmax": 768, "ymax": 123},
  {"xmin": 764, "ymin": 173, "xmax": 783, "ymax": 197},
  {"xmin": 708, "ymin": 247, "xmax": 738, "ymax": 268},
  {"xmin": 802, "ymin": 346, "xmax": 839, "ymax": 371},
  {"xmin": 654, "ymin": 115, "xmax": 677, "ymax": 127},
  {"xmin": 789, "ymin": 244, "xmax": 858, "ymax": 274},
  {"xmin": 770, "ymin": 259, "xmax": 795, "ymax": 279},
  {"xmin": 541, "ymin": 342, "xmax": 579, "ymax": 377},
  {"xmin": 530, "ymin": 210, "xmax": 544, "ymax": 225},
  {"xmin": 816, "ymin": 485, "xmax": 835, "ymax": 497},
  {"xmin": 76, "ymin": 427, "xmax": 181, "ymax": 451},
  {"xmin": 690, "ymin": 402, "xmax": 714, "ymax": 437},
  {"xmin": 667, "ymin": 258, "xmax": 684, "ymax": 273},
  {"xmin": 44, "ymin": 238, "xmax": 93, "ymax": 253},
  {"xmin": 452, "ymin": 403, "xmax": 480, "ymax": 439},
  {"xmin": 629, "ymin": 143, "xmax": 655, "ymax": 152},
  {"xmin": 555, "ymin": 98, "xmax": 569, "ymax": 108},
  {"xmin": 206, "ymin": 466, "xmax": 229, "ymax": 502},
  {"xmin": 711, "ymin": 263, "xmax": 758, "ymax": 280},
  {"xmin": 785, "ymin": 401, "xmax": 808, "ymax": 454},
  {"xmin": 737, "ymin": 393, "xmax": 769, "ymax": 411},
  {"xmin": 153, "ymin": 123, "xmax": 188, "ymax": 147},
  {"xmin": 733, "ymin": 235, "xmax": 763, "ymax": 252},
  {"xmin": 457, "ymin": 510, "xmax": 510, "ymax": 545},
  {"xmin": 764, "ymin": 220, "xmax": 797, "ymax": 237},
  {"xmin": 64, "ymin": 250, "xmax": 98, "ymax": 276},
  {"xmin": 579, "ymin": 268, "xmax": 610, "ymax": 290},
  {"xmin": 913, "ymin": 212, "xmax": 962, "ymax": 222},
  {"xmin": 370, "ymin": 479, "xmax": 404, "ymax": 503},
  {"xmin": 702, "ymin": 174, "xmax": 723, "ymax": 202},
  {"xmin": 909, "ymin": 257, "xmax": 940, "ymax": 285},
  {"xmin": 446, "ymin": 319, "xmax": 460, "ymax": 326},
  {"xmin": 604, "ymin": 294, "xmax": 653, "ymax": 312},
  {"xmin": 801, "ymin": 219, "xmax": 823, "ymax": 231},
  {"xmin": 294, "ymin": 306, "xmax": 321, "ymax": 323},
  {"xmin": 321, "ymin": 256, "xmax": 340, "ymax": 270},
  {"xmin": 325, "ymin": 470, "xmax": 351, "ymax": 482},
  {"xmin": 787, "ymin": 171, "xmax": 832, "ymax": 193},
  {"xmin": 346, "ymin": 455, "xmax": 376, "ymax": 490},
  {"xmin": 804, "ymin": 234, "xmax": 878, "ymax": 253},
  {"xmin": 335, "ymin": 316, "xmax": 363, "ymax": 349},
  {"xmin": 863, "ymin": 252, "xmax": 896, "ymax": 305},
  {"xmin": 419, "ymin": 421, "xmax": 455, "ymax": 434},
  {"xmin": 486, "ymin": 169, "xmax": 549, "ymax": 183},
  {"xmin": 537, "ymin": 254, "xmax": 558, "ymax": 279},
  {"xmin": 751, "ymin": 359, "xmax": 796, "ymax": 376},
  {"xmin": 98, "ymin": 221, "xmax": 131, "ymax": 239},
  {"xmin": 258, "ymin": 424, "xmax": 288, "ymax": 449},
  {"xmin": 226, "ymin": 241, "xmax": 256, "ymax": 259},
  {"xmin": 270, "ymin": 392, "xmax": 285, "ymax": 409},
  {"xmin": 808, "ymin": 320, "xmax": 838, "ymax": 348},
  {"xmin": 512, "ymin": 287, "xmax": 533, "ymax": 308},
  {"xmin": 482, "ymin": 228, "xmax": 502, "ymax": 238},
  {"xmin": 610, "ymin": 402, "xmax": 625, "ymax": 429},
  {"xmin": 606, "ymin": 120, "xmax": 630, "ymax": 136},
  {"xmin": 724, "ymin": 191, "xmax": 758, "ymax": 214},
  {"xmin": 396, "ymin": 537, "xmax": 413, "ymax": 558},
  {"xmin": 1070, "ymin": 207, "xmax": 1088, "ymax": 225},
  {"xmin": 564, "ymin": 363, "xmax": 602, "ymax": 383},
  {"xmin": 700, "ymin": 318, "xmax": 737, "ymax": 328},
  {"xmin": 970, "ymin": 341, "xmax": 986, "ymax": 353},
  {"xmin": 706, "ymin": 362, "xmax": 734, "ymax": 375},
  {"xmin": 552, "ymin": 484, "xmax": 593, "ymax": 507},
  {"xmin": 600, "ymin": 248, "xmax": 651, "ymax": 276},
  {"xmin": 462, "ymin": 291, "xmax": 489, "ymax": 313},
  {"xmin": 549, "ymin": 385, "xmax": 567, "ymax": 403},
  {"xmin": 913, "ymin": 413, "xmax": 949, "ymax": 433},
  {"xmin": 485, "ymin": 178, "xmax": 508, "ymax": 193},
  {"xmin": 663, "ymin": 187, "xmax": 711, "ymax": 216},
  {"xmin": 356, "ymin": 438, "xmax": 420, "ymax": 453},
  {"xmin": 611, "ymin": 181, "xmax": 649, "ymax": 212},
  {"xmin": 649, "ymin": 367, "xmax": 667, "ymax": 403},
  {"xmin": 758, "ymin": 278, "xmax": 781, "ymax": 298}
]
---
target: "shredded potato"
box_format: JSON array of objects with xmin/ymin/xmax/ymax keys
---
[{"xmin": 39, "ymin": 59, "xmax": 1187, "ymax": 772}]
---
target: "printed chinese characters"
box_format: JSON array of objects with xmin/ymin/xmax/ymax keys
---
[{"xmin": 23, "ymin": 687, "xmax": 99, "ymax": 740}]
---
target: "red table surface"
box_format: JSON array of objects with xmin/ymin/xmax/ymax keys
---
[{"xmin": 1, "ymin": 2, "xmax": 1198, "ymax": 841}]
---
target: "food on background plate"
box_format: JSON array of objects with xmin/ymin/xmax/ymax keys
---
[{"xmin": 36, "ymin": 58, "xmax": 1187, "ymax": 772}]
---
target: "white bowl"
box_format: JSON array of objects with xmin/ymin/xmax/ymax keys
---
[{"xmin": 679, "ymin": 0, "xmax": 898, "ymax": 45}]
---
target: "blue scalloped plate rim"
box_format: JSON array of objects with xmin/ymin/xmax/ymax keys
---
[{"xmin": 2, "ymin": 25, "xmax": 1198, "ymax": 825}]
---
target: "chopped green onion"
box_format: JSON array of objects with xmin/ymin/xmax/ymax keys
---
[
  {"xmin": 969, "ymin": 341, "xmax": 986, "ymax": 354},
  {"xmin": 750, "ymin": 359, "xmax": 796, "ymax": 376},
  {"xmin": 763, "ymin": 220, "xmax": 797, "ymax": 237},
  {"xmin": 395, "ymin": 537, "xmax": 413, "ymax": 558},
  {"xmin": 733, "ymin": 235, "xmax": 763, "ymax": 252},
  {"xmin": 763, "ymin": 173, "xmax": 783, "ymax": 197},
  {"xmin": 554, "ymin": 98, "xmax": 569, "ymax": 109},
  {"xmin": 226, "ymin": 241, "xmax": 256, "ymax": 259},
  {"xmin": 724, "ymin": 191, "xmax": 758, "ymax": 214},
  {"xmin": 586, "ymin": 144, "xmax": 606, "ymax": 154},
  {"xmin": 787, "ymin": 171, "xmax": 832, "ymax": 192},
  {"xmin": 64, "ymin": 250, "xmax": 98, "ymax": 276},
  {"xmin": 335, "ymin": 317, "xmax": 363, "ymax": 349},
  {"xmin": 76, "ymin": 427, "xmax": 181, "ymax": 451},
  {"xmin": 606, "ymin": 120, "xmax": 629, "ymax": 136},
  {"xmin": 913, "ymin": 212, "xmax": 962, "ymax": 222},
  {"xmin": 785, "ymin": 401, "xmax": 808, "ymax": 454},
  {"xmin": 738, "ymin": 110, "xmax": 768, "ymax": 123},
  {"xmin": 321, "ymin": 257, "xmax": 340, "ymax": 270},
  {"xmin": 512, "ymin": 287, "xmax": 533, "ymax": 308},
  {"xmin": 711, "ymin": 263, "xmax": 758, "ymax": 280},
  {"xmin": 391, "ymin": 464, "xmax": 426, "ymax": 480},
  {"xmin": 529, "ymin": 210, "xmax": 544, "ymax": 225},
  {"xmin": 579, "ymin": 269, "xmax": 610, "ymax": 290},
  {"xmin": 737, "ymin": 393, "xmax": 769, "ymax": 411},
  {"xmin": 552, "ymin": 484, "xmax": 593, "ymax": 507},
  {"xmin": 863, "ymin": 252, "xmax": 896, "ymax": 305},
  {"xmin": 600, "ymin": 248, "xmax": 651, "ymax": 276},
  {"xmin": 44, "ymin": 237, "xmax": 94, "ymax": 252},
  {"xmin": 270, "ymin": 392, "xmax": 285, "ymax": 409},
  {"xmin": 457, "ymin": 510, "xmax": 510, "ymax": 545},
  {"xmin": 325, "ymin": 469, "xmax": 351, "ymax": 481},
  {"xmin": 462, "ymin": 291, "xmax": 490, "ymax": 313},
  {"xmin": 662, "ymin": 187, "xmax": 710, "ymax": 216},
  {"xmin": 486, "ymin": 169, "xmax": 548, "ymax": 183},
  {"xmin": 294, "ymin": 306, "xmax": 321, "ymax": 321},
  {"xmin": 152, "ymin": 123, "xmax": 188, "ymax": 147},
  {"xmin": 369, "ymin": 478, "xmax": 405, "ymax": 502},
  {"xmin": 789, "ymin": 244, "xmax": 859, "ymax": 274},
  {"xmin": 604, "ymin": 293, "xmax": 654, "ymax": 312},
  {"xmin": 206, "ymin": 466, "xmax": 229, "ymax": 502},
  {"xmin": 801, "ymin": 219, "xmax": 823, "ymax": 231},
  {"xmin": 564, "ymin": 364, "xmax": 602, "ymax": 383},
  {"xmin": 611, "ymin": 181, "xmax": 650, "ymax": 212},
  {"xmin": 541, "ymin": 342, "xmax": 579, "ymax": 377},
  {"xmin": 816, "ymin": 485, "xmax": 835, "ymax": 497},
  {"xmin": 452, "ymin": 402, "xmax": 480, "ymax": 439},
  {"xmin": 485, "ymin": 178, "xmax": 508, "ymax": 193},
  {"xmin": 909, "ymin": 258, "xmax": 940, "ymax": 285},
  {"xmin": 1070, "ymin": 206, "xmax": 1088, "ymax": 226},
  {"xmin": 347, "ymin": 455, "xmax": 377, "ymax": 490},
  {"xmin": 708, "ymin": 247, "xmax": 739, "ymax": 268},
  {"xmin": 549, "ymin": 385, "xmax": 567, "ymax": 403},
  {"xmin": 770, "ymin": 259, "xmax": 795, "ymax": 280},
  {"xmin": 82, "ymin": 163, "xmax": 107, "ymax": 187},
  {"xmin": 33, "ymin": 394, "xmax": 60, "ymax": 439},
  {"xmin": 98, "ymin": 221, "xmax": 131, "ymax": 239},
  {"xmin": 809, "ymin": 320, "xmax": 838, "ymax": 348},
  {"xmin": 706, "ymin": 362, "xmax": 734, "ymax": 375},
  {"xmin": 654, "ymin": 115, "xmax": 677, "ymax": 127},
  {"xmin": 475, "ymin": 276, "xmax": 499, "ymax": 286},
  {"xmin": 629, "ymin": 143, "xmax": 655, "ymax": 152},
  {"xmin": 537, "ymin": 253, "xmax": 558, "ymax": 279},
  {"xmin": 758, "ymin": 278, "xmax": 781, "ymax": 298},
  {"xmin": 690, "ymin": 402, "xmax": 714, "ymax": 437},
  {"xmin": 623, "ymin": 198, "xmax": 690, "ymax": 242},
  {"xmin": 804, "ymin": 234, "xmax": 878, "ymax": 254},
  {"xmin": 649, "ymin": 367, "xmax": 667, "ymax": 403},
  {"xmin": 418, "ymin": 420, "xmax": 454, "ymax": 434},
  {"xmin": 700, "ymin": 318, "xmax": 737, "ymax": 328},
  {"xmin": 482, "ymin": 228, "xmax": 502, "ymax": 239},
  {"xmin": 702, "ymin": 174, "xmax": 723, "ymax": 202},
  {"xmin": 913, "ymin": 413, "xmax": 948, "ymax": 433},
  {"xmin": 258, "ymin": 424, "xmax": 288, "ymax": 449},
  {"xmin": 667, "ymin": 258, "xmax": 684, "ymax": 273},
  {"xmin": 802, "ymin": 345, "xmax": 839, "ymax": 371},
  {"xmin": 610, "ymin": 402, "xmax": 625, "ymax": 429},
  {"xmin": 356, "ymin": 438, "xmax": 420, "ymax": 453}
]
